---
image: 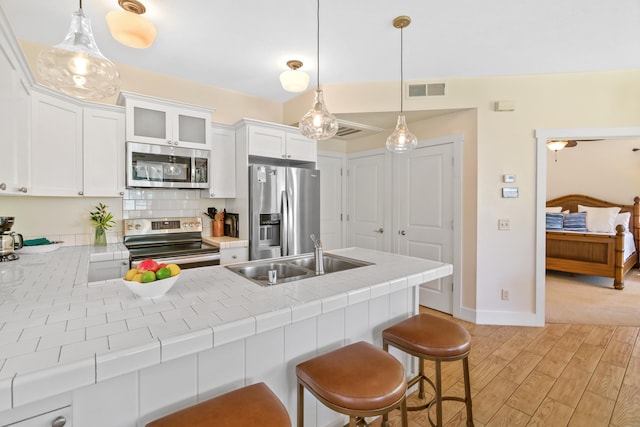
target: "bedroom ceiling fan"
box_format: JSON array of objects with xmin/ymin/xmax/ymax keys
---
[
  {"xmin": 546, "ymin": 138, "xmax": 603, "ymax": 162},
  {"xmin": 561, "ymin": 138, "xmax": 604, "ymax": 148}
]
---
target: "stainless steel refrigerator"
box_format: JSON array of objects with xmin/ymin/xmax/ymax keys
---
[{"xmin": 249, "ymin": 164, "xmax": 320, "ymax": 260}]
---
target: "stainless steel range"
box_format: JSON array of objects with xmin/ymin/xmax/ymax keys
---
[{"xmin": 124, "ymin": 217, "xmax": 220, "ymax": 269}]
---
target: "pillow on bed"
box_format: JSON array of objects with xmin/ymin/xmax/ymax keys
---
[
  {"xmin": 578, "ymin": 205, "xmax": 621, "ymax": 233},
  {"xmin": 546, "ymin": 206, "xmax": 563, "ymax": 213},
  {"xmin": 614, "ymin": 212, "xmax": 631, "ymax": 231},
  {"xmin": 545, "ymin": 213, "xmax": 564, "ymax": 230},
  {"xmin": 563, "ymin": 212, "xmax": 587, "ymax": 232}
]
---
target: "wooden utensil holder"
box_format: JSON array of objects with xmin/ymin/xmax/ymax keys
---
[{"xmin": 212, "ymin": 220, "xmax": 224, "ymax": 237}]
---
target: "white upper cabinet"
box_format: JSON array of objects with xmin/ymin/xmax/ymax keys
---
[
  {"xmin": 119, "ymin": 91, "xmax": 212, "ymax": 149},
  {"xmin": 30, "ymin": 89, "xmax": 84, "ymax": 197},
  {"xmin": 206, "ymin": 123, "xmax": 236, "ymax": 198},
  {"xmin": 0, "ymin": 20, "xmax": 30, "ymax": 196},
  {"xmin": 83, "ymin": 107, "xmax": 126, "ymax": 197},
  {"xmin": 243, "ymin": 120, "xmax": 316, "ymax": 162}
]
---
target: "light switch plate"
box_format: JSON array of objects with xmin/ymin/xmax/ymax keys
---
[{"xmin": 502, "ymin": 174, "xmax": 515, "ymax": 183}]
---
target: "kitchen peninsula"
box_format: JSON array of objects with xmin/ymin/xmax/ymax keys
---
[{"xmin": 0, "ymin": 246, "xmax": 451, "ymax": 427}]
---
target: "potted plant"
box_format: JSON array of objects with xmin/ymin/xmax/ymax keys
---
[{"xmin": 89, "ymin": 203, "xmax": 115, "ymax": 246}]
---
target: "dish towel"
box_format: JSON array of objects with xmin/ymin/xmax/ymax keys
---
[{"xmin": 23, "ymin": 238, "xmax": 52, "ymax": 246}]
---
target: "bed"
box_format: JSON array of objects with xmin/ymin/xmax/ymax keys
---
[{"xmin": 545, "ymin": 194, "xmax": 640, "ymax": 290}]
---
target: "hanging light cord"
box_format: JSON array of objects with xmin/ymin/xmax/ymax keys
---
[
  {"xmin": 400, "ymin": 25, "xmax": 404, "ymax": 114},
  {"xmin": 315, "ymin": 0, "xmax": 320, "ymax": 89}
]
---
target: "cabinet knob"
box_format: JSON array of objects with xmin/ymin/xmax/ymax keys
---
[
  {"xmin": 167, "ymin": 140, "xmax": 172, "ymax": 145},
  {"xmin": 210, "ymin": 193, "xmax": 215, "ymax": 197},
  {"xmin": 119, "ymin": 191, "xmax": 125, "ymax": 195},
  {"xmin": 51, "ymin": 416, "xmax": 66, "ymax": 427},
  {"xmin": 78, "ymin": 191, "xmax": 84, "ymax": 196},
  {"xmin": 399, "ymin": 230, "xmax": 406, "ymax": 236},
  {"xmin": 122, "ymin": 261, "xmax": 128, "ymax": 265},
  {"xmin": 0, "ymin": 183, "xmax": 5, "ymax": 190},
  {"xmin": 287, "ymin": 155, "xmax": 292, "ymax": 158},
  {"xmin": 232, "ymin": 255, "xmax": 237, "ymax": 259},
  {"xmin": 18, "ymin": 187, "xmax": 27, "ymax": 193},
  {"xmin": 374, "ymin": 228, "xmax": 384, "ymax": 234}
]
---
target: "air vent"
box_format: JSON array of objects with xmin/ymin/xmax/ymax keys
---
[
  {"xmin": 333, "ymin": 119, "xmax": 384, "ymax": 141},
  {"xmin": 407, "ymin": 82, "xmax": 445, "ymax": 98}
]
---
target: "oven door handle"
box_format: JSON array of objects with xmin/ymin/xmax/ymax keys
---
[{"xmin": 132, "ymin": 253, "xmax": 220, "ymax": 268}]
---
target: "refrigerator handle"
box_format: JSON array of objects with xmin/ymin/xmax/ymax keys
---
[
  {"xmin": 281, "ymin": 190, "xmax": 288, "ymax": 256},
  {"xmin": 287, "ymin": 189, "xmax": 294, "ymax": 254}
]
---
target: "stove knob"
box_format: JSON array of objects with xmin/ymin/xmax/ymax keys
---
[
  {"xmin": 126, "ymin": 224, "xmax": 133, "ymax": 231},
  {"xmin": 135, "ymin": 223, "xmax": 142, "ymax": 230}
]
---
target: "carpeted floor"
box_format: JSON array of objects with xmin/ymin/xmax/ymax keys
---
[{"xmin": 545, "ymin": 269, "xmax": 640, "ymax": 325}]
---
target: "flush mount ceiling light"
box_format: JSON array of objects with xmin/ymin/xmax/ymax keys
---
[
  {"xmin": 36, "ymin": 0, "xmax": 120, "ymax": 100},
  {"xmin": 386, "ymin": 15, "xmax": 417, "ymax": 153},
  {"xmin": 280, "ymin": 60, "xmax": 310, "ymax": 93},
  {"xmin": 546, "ymin": 140, "xmax": 568, "ymax": 162},
  {"xmin": 298, "ymin": 0, "xmax": 339, "ymax": 141},
  {"xmin": 106, "ymin": 0, "xmax": 157, "ymax": 49}
]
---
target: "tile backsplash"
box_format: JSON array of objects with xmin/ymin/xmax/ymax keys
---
[{"xmin": 123, "ymin": 189, "xmax": 202, "ymax": 219}]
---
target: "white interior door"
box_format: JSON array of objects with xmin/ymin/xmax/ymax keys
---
[
  {"xmin": 347, "ymin": 154, "xmax": 386, "ymax": 250},
  {"xmin": 317, "ymin": 154, "xmax": 344, "ymax": 250},
  {"xmin": 396, "ymin": 143, "xmax": 454, "ymax": 313}
]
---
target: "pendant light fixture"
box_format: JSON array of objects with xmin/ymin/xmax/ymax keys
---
[
  {"xmin": 37, "ymin": 0, "xmax": 120, "ymax": 100},
  {"xmin": 280, "ymin": 60, "xmax": 310, "ymax": 93},
  {"xmin": 298, "ymin": 0, "xmax": 339, "ymax": 141},
  {"xmin": 386, "ymin": 16, "xmax": 417, "ymax": 153},
  {"xmin": 106, "ymin": 0, "xmax": 157, "ymax": 49}
]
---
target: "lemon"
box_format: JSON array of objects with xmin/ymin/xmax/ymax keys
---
[
  {"xmin": 132, "ymin": 273, "xmax": 143, "ymax": 283},
  {"xmin": 141, "ymin": 271, "xmax": 156, "ymax": 283},
  {"xmin": 166, "ymin": 263, "xmax": 181, "ymax": 277},
  {"xmin": 124, "ymin": 268, "xmax": 138, "ymax": 281}
]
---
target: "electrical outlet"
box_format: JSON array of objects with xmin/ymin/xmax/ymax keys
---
[
  {"xmin": 501, "ymin": 289, "xmax": 510, "ymax": 301},
  {"xmin": 498, "ymin": 219, "xmax": 510, "ymax": 230}
]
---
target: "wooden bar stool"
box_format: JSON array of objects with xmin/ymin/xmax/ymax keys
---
[
  {"xmin": 296, "ymin": 341, "xmax": 408, "ymax": 427},
  {"xmin": 146, "ymin": 382, "xmax": 291, "ymax": 427},
  {"xmin": 382, "ymin": 313, "xmax": 474, "ymax": 427}
]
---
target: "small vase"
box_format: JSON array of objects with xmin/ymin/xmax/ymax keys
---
[{"xmin": 94, "ymin": 226, "xmax": 107, "ymax": 246}]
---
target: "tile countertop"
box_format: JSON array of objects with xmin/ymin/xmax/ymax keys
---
[
  {"xmin": 0, "ymin": 246, "xmax": 451, "ymax": 411},
  {"xmin": 202, "ymin": 236, "xmax": 248, "ymax": 249}
]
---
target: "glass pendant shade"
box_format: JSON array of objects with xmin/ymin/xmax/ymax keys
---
[
  {"xmin": 299, "ymin": 89, "xmax": 339, "ymax": 140},
  {"xmin": 386, "ymin": 114, "xmax": 418, "ymax": 153},
  {"xmin": 37, "ymin": 8, "xmax": 120, "ymax": 100},
  {"xmin": 106, "ymin": 10, "xmax": 157, "ymax": 49}
]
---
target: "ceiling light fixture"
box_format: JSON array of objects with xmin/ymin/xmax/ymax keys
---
[
  {"xmin": 280, "ymin": 60, "xmax": 310, "ymax": 93},
  {"xmin": 546, "ymin": 140, "xmax": 568, "ymax": 162},
  {"xmin": 298, "ymin": 0, "xmax": 338, "ymax": 141},
  {"xmin": 106, "ymin": 0, "xmax": 157, "ymax": 49},
  {"xmin": 36, "ymin": 0, "xmax": 120, "ymax": 100},
  {"xmin": 386, "ymin": 15, "xmax": 417, "ymax": 153}
]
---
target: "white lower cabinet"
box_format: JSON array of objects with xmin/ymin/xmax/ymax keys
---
[
  {"xmin": 220, "ymin": 247, "xmax": 247, "ymax": 265},
  {"xmin": 7, "ymin": 406, "xmax": 71, "ymax": 427},
  {"xmin": 88, "ymin": 259, "xmax": 129, "ymax": 282}
]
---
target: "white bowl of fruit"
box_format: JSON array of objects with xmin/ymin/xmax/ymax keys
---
[{"xmin": 122, "ymin": 259, "xmax": 181, "ymax": 298}]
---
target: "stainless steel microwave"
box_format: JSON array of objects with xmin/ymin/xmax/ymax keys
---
[{"xmin": 126, "ymin": 142, "xmax": 210, "ymax": 189}]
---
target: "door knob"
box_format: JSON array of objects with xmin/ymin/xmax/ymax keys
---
[
  {"xmin": 399, "ymin": 230, "xmax": 406, "ymax": 236},
  {"xmin": 374, "ymin": 228, "xmax": 384, "ymax": 234}
]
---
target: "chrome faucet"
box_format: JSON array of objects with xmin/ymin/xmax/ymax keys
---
[{"xmin": 310, "ymin": 234, "xmax": 324, "ymax": 275}]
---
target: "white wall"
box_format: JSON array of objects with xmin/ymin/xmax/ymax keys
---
[{"xmin": 547, "ymin": 138, "xmax": 640, "ymax": 203}]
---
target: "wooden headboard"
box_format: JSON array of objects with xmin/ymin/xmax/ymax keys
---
[
  {"xmin": 546, "ymin": 194, "xmax": 640, "ymax": 243},
  {"xmin": 546, "ymin": 194, "xmax": 640, "ymax": 215}
]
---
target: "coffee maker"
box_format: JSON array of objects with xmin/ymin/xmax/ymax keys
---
[{"xmin": 0, "ymin": 217, "xmax": 23, "ymax": 261}]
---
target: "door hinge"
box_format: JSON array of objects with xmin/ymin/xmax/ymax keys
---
[
  {"xmin": 347, "ymin": 214, "xmax": 350, "ymax": 221},
  {"xmin": 450, "ymin": 282, "xmax": 454, "ymax": 293},
  {"xmin": 340, "ymin": 213, "xmax": 343, "ymax": 221},
  {"xmin": 451, "ymin": 220, "xmax": 454, "ymax": 230},
  {"xmin": 340, "ymin": 168, "xmax": 343, "ymax": 176}
]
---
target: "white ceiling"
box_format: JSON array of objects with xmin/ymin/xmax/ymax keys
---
[{"xmin": 1, "ymin": 0, "xmax": 639, "ymax": 107}]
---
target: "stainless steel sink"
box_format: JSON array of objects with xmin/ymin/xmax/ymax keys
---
[{"xmin": 226, "ymin": 253, "xmax": 373, "ymax": 286}]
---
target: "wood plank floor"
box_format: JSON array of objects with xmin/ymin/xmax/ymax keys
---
[{"xmin": 372, "ymin": 307, "xmax": 640, "ymax": 427}]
